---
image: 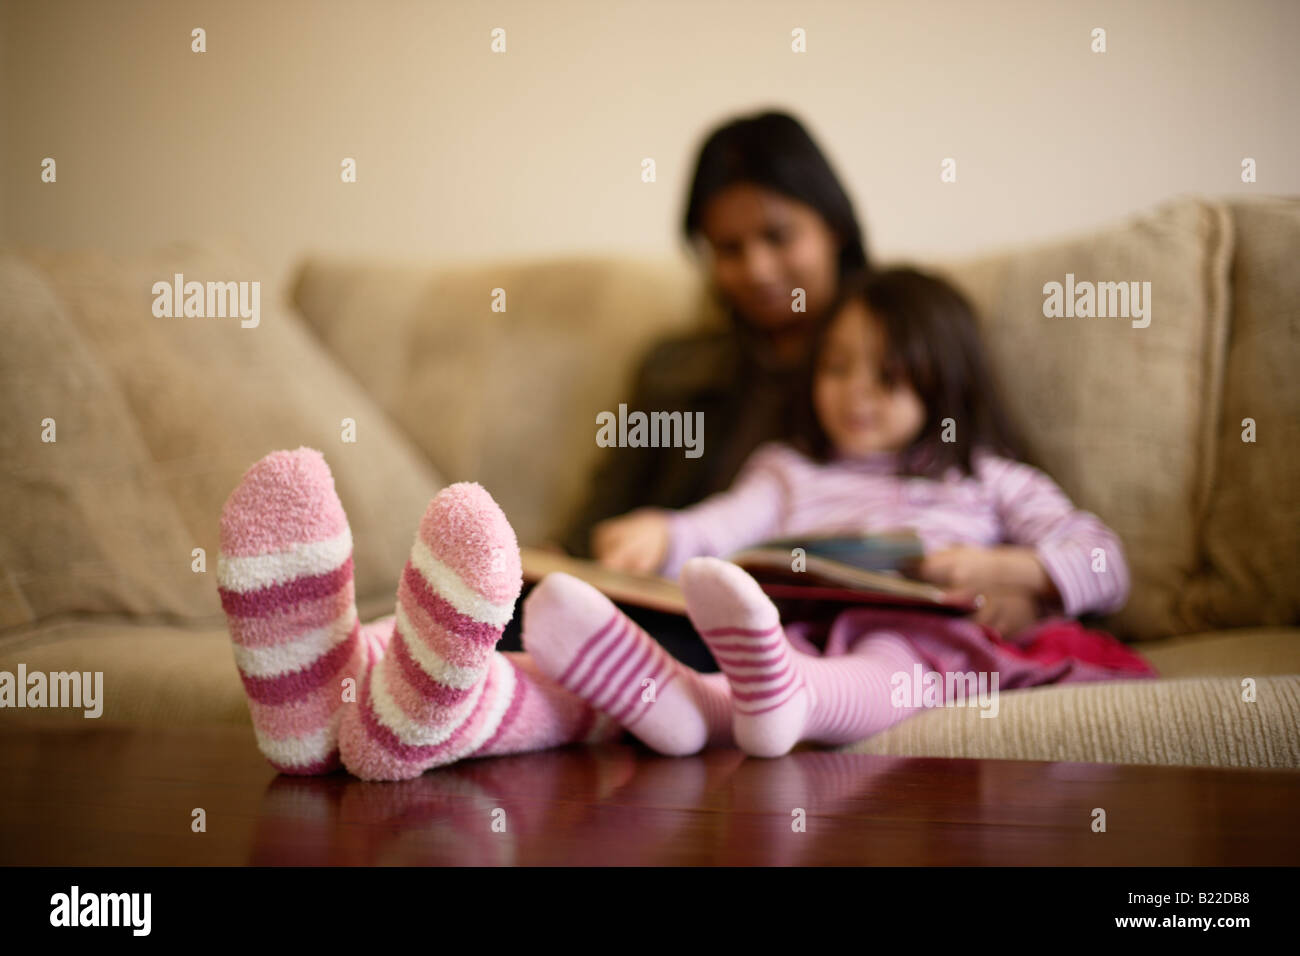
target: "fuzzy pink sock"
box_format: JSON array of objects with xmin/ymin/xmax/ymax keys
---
[
  {"xmin": 335, "ymin": 480, "xmax": 624, "ymax": 780},
  {"xmin": 521, "ymin": 573, "xmax": 733, "ymax": 756},
  {"xmin": 218, "ymin": 448, "xmax": 620, "ymax": 782},
  {"xmin": 217, "ymin": 447, "xmax": 368, "ymax": 774},
  {"xmin": 680, "ymin": 557, "xmax": 928, "ymax": 758}
]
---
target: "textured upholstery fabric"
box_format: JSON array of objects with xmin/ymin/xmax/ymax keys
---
[
  {"xmin": 0, "ymin": 241, "xmax": 444, "ymax": 625},
  {"xmin": 838, "ymin": 671, "xmax": 1299, "ymax": 769},
  {"xmin": 937, "ymin": 198, "xmax": 1234, "ymax": 641},
  {"xmin": 1179, "ymin": 198, "xmax": 1300, "ymax": 630},
  {"xmin": 0, "ymin": 254, "xmax": 214, "ymax": 628},
  {"xmin": 291, "ymin": 255, "xmax": 721, "ymax": 546}
]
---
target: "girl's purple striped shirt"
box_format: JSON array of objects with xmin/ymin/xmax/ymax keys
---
[{"xmin": 659, "ymin": 441, "xmax": 1130, "ymax": 618}]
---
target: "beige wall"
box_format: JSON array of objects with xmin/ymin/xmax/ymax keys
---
[{"xmin": 3, "ymin": 0, "xmax": 1297, "ymax": 298}]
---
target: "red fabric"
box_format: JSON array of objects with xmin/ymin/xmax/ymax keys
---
[
  {"xmin": 784, "ymin": 606, "xmax": 1159, "ymax": 690},
  {"xmin": 993, "ymin": 617, "xmax": 1157, "ymax": 677}
]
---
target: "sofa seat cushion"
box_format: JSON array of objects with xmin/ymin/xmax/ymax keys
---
[
  {"xmin": 838, "ymin": 672, "xmax": 1299, "ymax": 769},
  {"xmin": 0, "ymin": 622, "xmax": 251, "ymax": 727},
  {"xmin": 1137, "ymin": 626, "xmax": 1300, "ymax": 678},
  {"xmin": 0, "ymin": 593, "xmax": 397, "ymax": 727}
]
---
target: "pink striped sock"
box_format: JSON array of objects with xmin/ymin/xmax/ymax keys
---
[
  {"xmin": 680, "ymin": 557, "xmax": 927, "ymax": 758},
  {"xmin": 336, "ymin": 483, "xmax": 622, "ymax": 782},
  {"xmin": 468, "ymin": 650, "xmax": 628, "ymax": 758},
  {"xmin": 217, "ymin": 447, "xmax": 367, "ymax": 775},
  {"xmin": 521, "ymin": 572, "xmax": 733, "ymax": 756},
  {"xmin": 339, "ymin": 616, "xmax": 625, "ymax": 763}
]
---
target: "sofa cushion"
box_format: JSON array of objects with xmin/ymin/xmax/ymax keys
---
[
  {"xmin": 839, "ymin": 673, "xmax": 1300, "ymax": 769},
  {"xmin": 1137, "ymin": 626, "xmax": 1300, "ymax": 679},
  {"xmin": 1, "ymin": 241, "xmax": 445, "ymax": 628},
  {"xmin": 0, "ymin": 588, "xmax": 398, "ymax": 726},
  {"xmin": 0, "ymin": 255, "xmax": 213, "ymax": 629},
  {"xmin": 938, "ymin": 198, "xmax": 1233, "ymax": 641},
  {"xmin": 291, "ymin": 255, "xmax": 719, "ymax": 546},
  {"xmin": 0, "ymin": 622, "xmax": 251, "ymax": 726},
  {"xmin": 1179, "ymin": 198, "xmax": 1300, "ymax": 631}
]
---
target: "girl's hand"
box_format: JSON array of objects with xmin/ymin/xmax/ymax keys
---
[
  {"xmin": 944, "ymin": 584, "xmax": 1042, "ymax": 641},
  {"xmin": 592, "ymin": 509, "xmax": 671, "ymax": 575},
  {"xmin": 916, "ymin": 545, "xmax": 1053, "ymax": 597},
  {"xmin": 915, "ymin": 545, "xmax": 1009, "ymax": 592}
]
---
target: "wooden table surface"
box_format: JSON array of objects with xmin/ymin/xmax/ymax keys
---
[{"xmin": 2, "ymin": 723, "xmax": 1298, "ymax": 866}]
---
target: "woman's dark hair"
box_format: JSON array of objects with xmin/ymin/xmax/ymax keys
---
[
  {"xmin": 789, "ymin": 266, "xmax": 1032, "ymax": 479},
  {"xmin": 682, "ymin": 110, "xmax": 870, "ymax": 282}
]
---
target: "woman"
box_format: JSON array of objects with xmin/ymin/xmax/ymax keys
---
[
  {"xmin": 567, "ymin": 110, "xmax": 870, "ymax": 556},
  {"xmin": 499, "ymin": 109, "xmax": 872, "ymax": 669}
]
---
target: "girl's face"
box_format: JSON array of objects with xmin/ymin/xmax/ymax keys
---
[
  {"xmin": 813, "ymin": 300, "xmax": 926, "ymax": 457},
  {"xmin": 697, "ymin": 183, "xmax": 840, "ymax": 333}
]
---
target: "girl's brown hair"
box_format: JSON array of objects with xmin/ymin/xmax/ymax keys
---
[{"xmin": 788, "ymin": 266, "xmax": 1031, "ymax": 479}]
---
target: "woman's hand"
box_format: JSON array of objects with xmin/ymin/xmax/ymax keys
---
[{"xmin": 591, "ymin": 509, "xmax": 671, "ymax": 575}]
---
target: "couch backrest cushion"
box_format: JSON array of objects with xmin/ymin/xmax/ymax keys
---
[
  {"xmin": 1179, "ymin": 198, "xmax": 1300, "ymax": 629},
  {"xmin": 937, "ymin": 197, "xmax": 1233, "ymax": 641},
  {"xmin": 0, "ymin": 242, "xmax": 445, "ymax": 631},
  {"xmin": 291, "ymin": 255, "xmax": 718, "ymax": 546},
  {"xmin": 0, "ymin": 254, "xmax": 215, "ymax": 629}
]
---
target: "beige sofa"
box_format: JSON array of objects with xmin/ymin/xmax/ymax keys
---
[{"xmin": 2, "ymin": 196, "xmax": 1297, "ymax": 769}]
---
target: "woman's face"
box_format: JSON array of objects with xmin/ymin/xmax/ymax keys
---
[
  {"xmin": 813, "ymin": 300, "xmax": 926, "ymax": 457},
  {"xmin": 697, "ymin": 183, "xmax": 841, "ymax": 332}
]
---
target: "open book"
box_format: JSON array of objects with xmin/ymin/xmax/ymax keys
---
[{"xmin": 519, "ymin": 532, "xmax": 980, "ymax": 617}]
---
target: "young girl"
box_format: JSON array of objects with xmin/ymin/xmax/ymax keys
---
[
  {"xmin": 592, "ymin": 265, "xmax": 1092, "ymax": 640},
  {"xmin": 215, "ymin": 268, "xmax": 1152, "ymax": 782}
]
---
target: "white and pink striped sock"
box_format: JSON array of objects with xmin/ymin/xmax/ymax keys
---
[
  {"xmin": 217, "ymin": 447, "xmax": 367, "ymax": 775},
  {"xmin": 336, "ymin": 480, "xmax": 623, "ymax": 781},
  {"xmin": 521, "ymin": 572, "xmax": 733, "ymax": 756},
  {"xmin": 680, "ymin": 557, "xmax": 928, "ymax": 758},
  {"xmin": 218, "ymin": 448, "xmax": 621, "ymax": 782}
]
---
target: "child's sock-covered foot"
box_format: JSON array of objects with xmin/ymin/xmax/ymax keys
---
[
  {"xmin": 680, "ymin": 558, "xmax": 811, "ymax": 758},
  {"xmin": 217, "ymin": 447, "xmax": 366, "ymax": 774},
  {"xmin": 336, "ymin": 481, "xmax": 524, "ymax": 780},
  {"xmin": 336, "ymin": 483, "xmax": 624, "ymax": 781},
  {"xmin": 522, "ymin": 573, "xmax": 732, "ymax": 756},
  {"xmin": 463, "ymin": 649, "xmax": 628, "ymax": 759},
  {"xmin": 681, "ymin": 557, "xmax": 927, "ymax": 757}
]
